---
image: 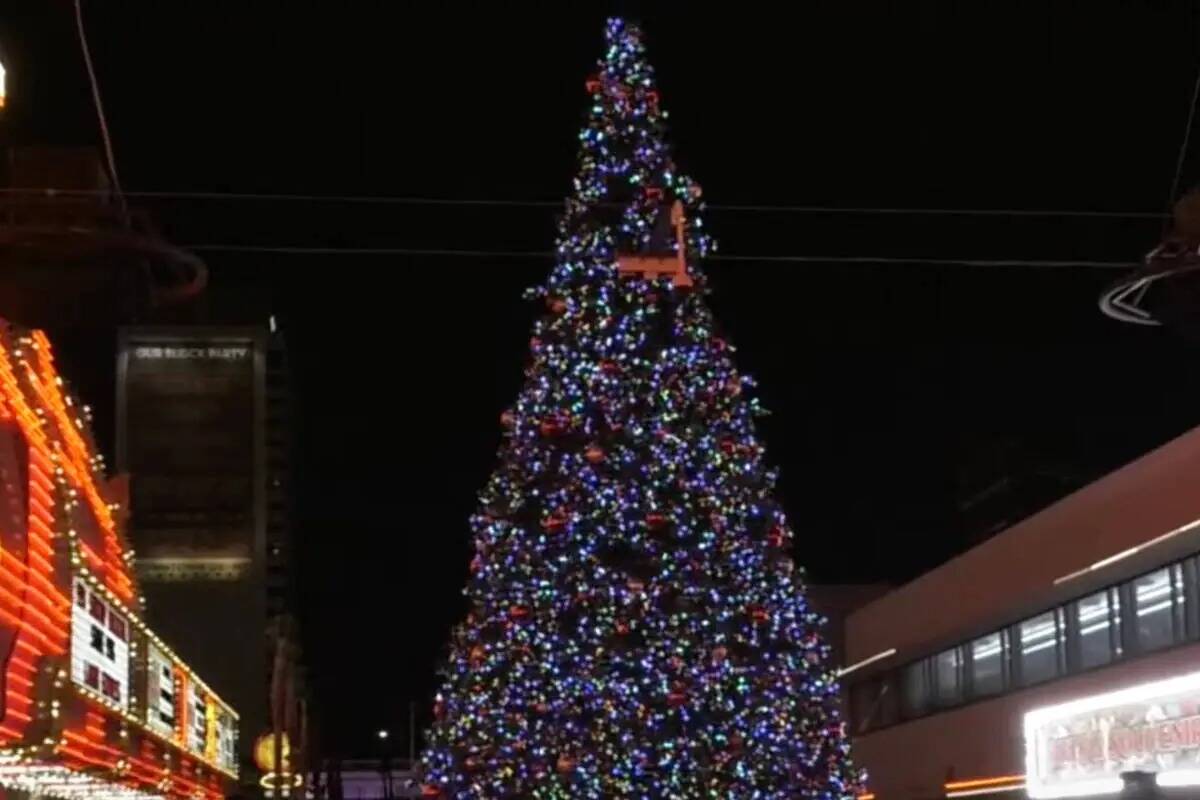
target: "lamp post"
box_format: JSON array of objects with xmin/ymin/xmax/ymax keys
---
[{"xmin": 377, "ymin": 729, "xmax": 393, "ymax": 800}]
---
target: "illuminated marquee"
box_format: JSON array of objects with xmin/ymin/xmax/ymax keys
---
[
  {"xmin": 0, "ymin": 322, "xmax": 237, "ymax": 800},
  {"xmin": 1024, "ymin": 669, "xmax": 1200, "ymax": 798}
]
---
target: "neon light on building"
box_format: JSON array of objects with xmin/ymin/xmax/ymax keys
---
[
  {"xmin": 1024, "ymin": 669, "xmax": 1200, "ymax": 798},
  {"xmin": 0, "ymin": 321, "xmax": 237, "ymax": 800}
]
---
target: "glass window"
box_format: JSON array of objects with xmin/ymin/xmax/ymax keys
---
[
  {"xmin": 1177, "ymin": 563, "xmax": 1192, "ymax": 640},
  {"xmin": 1075, "ymin": 589, "xmax": 1120, "ymax": 669},
  {"xmin": 876, "ymin": 674, "xmax": 899, "ymax": 727},
  {"xmin": 934, "ymin": 648, "xmax": 961, "ymax": 706},
  {"xmin": 1134, "ymin": 567, "xmax": 1177, "ymax": 652},
  {"xmin": 1019, "ymin": 610, "xmax": 1061, "ymax": 686},
  {"xmin": 89, "ymin": 595, "xmax": 106, "ymax": 624},
  {"xmin": 970, "ymin": 631, "xmax": 1005, "ymax": 696},
  {"xmin": 900, "ymin": 660, "xmax": 929, "ymax": 718},
  {"xmin": 108, "ymin": 613, "xmax": 127, "ymax": 642},
  {"xmin": 850, "ymin": 680, "xmax": 880, "ymax": 733}
]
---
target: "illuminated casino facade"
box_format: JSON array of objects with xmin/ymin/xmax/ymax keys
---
[{"xmin": 0, "ymin": 320, "xmax": 237, "ymax": 800}]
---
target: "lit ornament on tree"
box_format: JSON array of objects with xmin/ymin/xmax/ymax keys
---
[{"xmin": 421, "ymin": 17, "xmax": 864, "ymax": 800}]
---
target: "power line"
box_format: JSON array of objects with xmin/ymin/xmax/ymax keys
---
[
  {"xmin": 0, "ymin": 187, "xmax": 1165, "ymax": 220},
  {"xmin": 714, "ymin": 254, "xmax": 1129, "ymax": 269},
  {"xmin": 709, "ymin": 203, "xmax": 1161, "ymax": 220},
  {"xmin": 73, "ymin": 0, "xmax": 126, "ymax": 220},
  {"xmin": 186, "ymin": 245, "xmax": 552, "ymax": 258},
  {"xmin": 1165, "ymin": 61, "xmax": 1200, "ymax": 227},
  {"xmin": 182, "ymin": 243, "xmax": 1131, "ymax": 269}
]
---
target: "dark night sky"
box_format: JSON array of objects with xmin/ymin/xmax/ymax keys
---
[{"xmin": 3, "ymin": 0, "xmax": 1200, "ymax": 758}]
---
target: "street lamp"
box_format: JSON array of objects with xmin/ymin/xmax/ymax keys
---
[
  {"xmin": 0, "ymin": 57, "xmax": 7, "ymax": 110},
  {"xmin": 377, "ymin": 729, "xmax": 389, "ymax": 741}
]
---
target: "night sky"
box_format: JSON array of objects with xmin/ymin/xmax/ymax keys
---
[{"xmin": 3, "ymin": 0, "xmax": 1200, "ymax": 759}]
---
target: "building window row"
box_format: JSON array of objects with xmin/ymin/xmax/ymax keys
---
[{"xmin": 850, "ymin": 557, "xmax": 1196, "ymax": 733}]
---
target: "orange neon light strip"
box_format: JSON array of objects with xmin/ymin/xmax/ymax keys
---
[
  {"xmin": 63, "ymin": 727, "xmax": 221, "ymax": 800},
  {"xmin": 0, "ymin": 336, "xmax": 64, "ymax": 746},
  {"xmin": 0, "ymin": 327, "xmax": 231, "ymax": 799},
  {"xmin": 944, "ymin": 776, "xmax": 1026, "ymax": 791},
  {"xmin": 31, "ymin": 332, "xmax": 133, "ymax": 602}
]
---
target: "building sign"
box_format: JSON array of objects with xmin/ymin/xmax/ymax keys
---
[
  {"xmin": 118, "ymin": 330, "xmax": 263, "ymax": 582},
  {"xmin": 70, "ymin": 579, "xmax": 130, "ymax": 709},
  {"xmin": 147, "ymin": 641, "xmax": 177, "ymax": 737},
  {"xmin": 1025, "ymin": 670, "xmax": 1200, "ymax": 797},
  {"xmin": 215, "ymin": 706, "xmax": 238, "ymax": 773}
]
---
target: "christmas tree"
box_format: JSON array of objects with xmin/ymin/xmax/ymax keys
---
[{"xmin": 421, "ymin": 18, "xmax": 862, "ymax": 800}]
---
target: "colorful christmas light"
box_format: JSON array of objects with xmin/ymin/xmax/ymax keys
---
[{"xmin": 421, "ymin": 18, "xmax": 864, "ymax": 799}]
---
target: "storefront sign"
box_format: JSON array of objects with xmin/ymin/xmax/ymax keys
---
[{"xmin": 1025, "ymin": 670, "xmax": 1200, "ymax": 797}]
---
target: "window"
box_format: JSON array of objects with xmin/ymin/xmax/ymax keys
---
[
  {"xmin": 970, "ymin": 631, "xmax": 1005, "ymax": 696},
  {"xmin": 88, "ymin": 595, "xmax": 105, "ymax": 624},
  {"xmin": 855, "ymin": 554, "xmax": 1200, "ymax": 726},
  {"xmin": 101, "ymin": 673, "xmax": 120, "ymax": 702},
  {"xmin": 75, "ymin": 583, "xmax": 86, "ymax": 609},
  {"xmin": 850, "ymin": 676, "xmax": 898, "ymax": 732},
  {"xmin": 105, "ymin": 637, "xmax": 115, "ymax": 661},
  {"xmin": 108, "ymin": 613, "xmax": 127, "ymax": 642},
  {"xmin": 1134, "ymin": 567, "xmax": 1181, "ymax": 652},
  {"xmin": 934, "ymin": 648, "xmax": 961, "ymax": 706},
  {"xmin": 850, "ymin": 680, "xmax": 879, "ymax": 732},
  {"xmin": 1074, "ymin": 589, "xmax": 1120, "ymax": 669},
  {"xmin": 901, "ymin": 660, "xmax": 929, "ymax": 718},
  {"xmin": 90, "ymin": 625, "xmax": 104, "ymax": 653},
  {"xmin": 1019, "ymin": 610, "xmax": 1062, "ymax": 686},
  {"xmin": 84, "ymin": 663, "xmax": 100, "ymax": 690},
  {"xmin": 875, "ymin": 674, "xmax": 898, "ymax": 727}
]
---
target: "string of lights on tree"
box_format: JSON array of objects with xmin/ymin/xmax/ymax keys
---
[{"xmin": 420, "ymin": 17, "xmax": 863, "ymax": 800}]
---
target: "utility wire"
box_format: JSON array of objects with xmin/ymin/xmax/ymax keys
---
[
  {"xmin": 73, "ymin": 0, "xmax": 126, "ymax": 221},
  {"xmin": 182, "ymin": 243, "xmax": 1131, "ymax": 269},
  {"xmin": 709, "ymin": 203, "xmax": 1160, "ymax": 220},
  {"xmin": 1165, "ymin": 61, "xmax": 1200, "ymax": 230},
  {"xmin": 0, "ymin": 187, "xmax": 1165, "ymax": 220}
]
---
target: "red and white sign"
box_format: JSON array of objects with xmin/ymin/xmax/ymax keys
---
[
  {"xmin": 1025, "ymin": 670, "xmax": 1200, "ymax": 798},
  {"xmin": 70, "ymin": 579, "xmax": 130, "ymax": 710}
]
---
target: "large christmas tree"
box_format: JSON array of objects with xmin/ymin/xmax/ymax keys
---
[{"xmin": 421, "ymin": 18, "xmax": 862, "ymax": 800}]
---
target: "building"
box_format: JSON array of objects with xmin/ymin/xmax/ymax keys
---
[
  {"xmin": 844, "ymin": 424, "xmax": 1200, "ymax": 800},
  {"xmin": 116, "ymin": 324, "xmax": 305, "ymax": 793},
  {"xmin": 317, "ymin": 759, "xmax": 422, "ymax": 800},
  {"xmin": 0, "ymin": 318, "xmax": 238, "ymax": 800}
]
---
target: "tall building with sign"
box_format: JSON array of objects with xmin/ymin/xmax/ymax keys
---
[
  {"xmin": 0, "ymin": 318, "xmax": 238, "ymax": 800},
  {"xmin": 116, "ymin": 326, "xmax": 303, "ymax": 792},
  {"xmin": 842, "ymin": 423, "xmax": 1200, "ymax": 800}
]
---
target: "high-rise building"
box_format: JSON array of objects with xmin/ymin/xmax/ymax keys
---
[{"xmin": 116, "ymin": 324, "xmax": 305, "ymax": 794}]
